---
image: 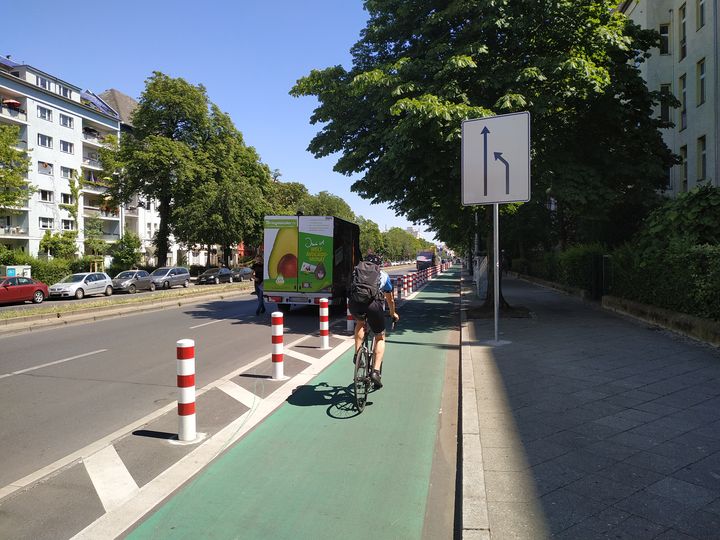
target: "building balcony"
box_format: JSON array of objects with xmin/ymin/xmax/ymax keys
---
[
  {"xmin": 82, "ymin": 131, "xmax": 107, "ymax": 147},
  {"xmin": 83, "ymin": 206, "xmax": 120, "ymax": 220},
  {"xmin": 123, "ymin": 206, "xmax": 138, "ymax": 217},
  {"xmin": 0, "ymin": 104, "xmax": 27, "ymax": 124},
  {"xmin": 82, "ymin": 156, "xmax": 103, "ymax": 169},
  {"xmin": 0, "ymin": 225, "xmax": 29, "ymax": 237}
]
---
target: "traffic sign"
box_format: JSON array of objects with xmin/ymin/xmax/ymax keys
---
[{"xmin": 461, "ymin": 111, "xmax": 531, "ymax": 205}]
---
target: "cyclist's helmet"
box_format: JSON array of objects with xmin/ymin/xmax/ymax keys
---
[{"xmin": 365, "ymin": 253, "xmax": 382, "ymax": 266}]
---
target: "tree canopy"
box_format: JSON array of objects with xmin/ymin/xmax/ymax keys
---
[
  {"xmin": 0, "ymin": 124, "xmax": 33, "ymax": 210},
  {"xmin": 292, "ymin": 0, "xmax": 677, "ymax": 251}
]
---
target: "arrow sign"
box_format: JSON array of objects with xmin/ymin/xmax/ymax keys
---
[
  {"xmin": 494, "ymin": 152, "xmax": 510, "ymax": 194},
  {"xmin": 482, "ymin": 127, "xmax": 490, "ymax": 196},
  {"xmin": 461, "ymin": 111, "xmax": 531, "ymax": 205}
]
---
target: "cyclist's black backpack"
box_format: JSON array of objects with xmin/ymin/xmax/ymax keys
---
[{"xmin": 349, "ymin": 261, "xmax": 382, "ymax": 305}]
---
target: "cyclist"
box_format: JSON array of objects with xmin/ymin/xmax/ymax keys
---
[{"xmin": 349, "ymin": 252, "xmax": 400, "ymax": 389}]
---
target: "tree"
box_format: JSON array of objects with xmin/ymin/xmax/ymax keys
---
[
  {"xmin": 268, "ymin": 181, "xmax": 311, "ymax": 215},
  {"xmin": 291, "ymin": 0, "xmax": 677, "ymax": 262},
  {"xmin": 357, "ymin": 216, "xmax": 384, "ymax": 255},
  {"xmin": 83, "ymin": 217, "xmax": 108, "ymax": 256},
  {"xmin": 113, "ymin": 72, "xmax": 209, "ymax": 266},
  {"xmin": 39, "ymin": 230, "xmax": 78, "ymax": 259},
  {"xmin": 0, "ymin": 124, "xmax": 33, "ymax": 210},
  {"xmin": 301, "ymin": 190, "xmax": 355, "ymax": 221},
  {"xmin": 111, "ymin": 231, "xmax": 142, "ymax": 268},
  {"xmin": 173, "ymin": 106, "xmax": 272, "ymax": 262}
]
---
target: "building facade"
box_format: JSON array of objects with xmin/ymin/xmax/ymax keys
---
[
  {"xmin": 0, "ymin": 57, "xmax": 187, "ymax": 266},
  {"xmin": 620, "ymin": 0, "xmax": 719, "ymax": 195}
]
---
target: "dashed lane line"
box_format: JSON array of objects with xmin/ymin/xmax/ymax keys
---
[{"xmin": 0, "ymin": 349, "xmax": 108, "ymax": 379}]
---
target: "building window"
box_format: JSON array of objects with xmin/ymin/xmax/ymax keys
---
[
  {"xmin": 697, "ymin": 136, "xmax": 707, "ymax": 181},
  {"xmin": 38, "ymin": 133, "xmax": 53, "ymax": 148},
  {"xmin": 60, "ymin": 140, "xmax": 74, "ymax": 154},
  {"xmin": 62, "ymin": 219, "xmax": 75, "ymax": 231},
  {"xmin": 38, "ymin": 161, "xmax": 54, "ymax": 175},
  {"xmin": 37, "ymin": 105, "xmax": 52, "ymax": 121},
  {"xmin": 659, "ymin": 24, "xmax": 670, "ymax": 54},
  {"xmin": 59, "ymin": 86, "xmax": 72, "ymax": 99},
  {"xmin": 697, "ymin": 0, "xmax": 705, "ymax": 29},
  {"xmin": 59, "ymin": 114, "xmax": 74, "ymax": 128},
  {"xmin": 60, "ymin": 166, "xmax": 74, "ymax": 179},
  {"xmin": 39, "ymin": 217, "xmax": 54, "ymax": 230},
  {"xmin": 36, "ymin": 75, "xmax": 51, "ymax": 90},
  {"xmin": 660, "ymin": 84, "xmax": 671, "ymax": 122},
  {"xmin": 680, "ymin": 146, "xmax": 688, "ymax": 192},
  {"xmin": 696, "ymin": 59, "xmax": 706, "ymax": 105},
  {"xmin": 679, "ymin": 4, "xmax": 687, "ymax": 60},
  {"xmin": 679, "ymin": 74, "xmax": 687, "ymax": 130},
  {"xmin": 61, "ymin": 193, "xmax": 74, "ymax": 205},
  {"xmin": 40, "ymin": 189, "xmax": 54, "ymax": 203}
]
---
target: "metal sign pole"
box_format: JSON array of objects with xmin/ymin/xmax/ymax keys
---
[{"xmin": 493, "ymin": 203, "xmax": 500, "ymax": 343}]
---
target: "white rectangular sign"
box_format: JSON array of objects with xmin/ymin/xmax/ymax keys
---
[{"xmin": 461, "ymin": 111, "xmax": 531, "ymax": 205}]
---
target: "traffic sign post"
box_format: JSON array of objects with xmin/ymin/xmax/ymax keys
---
[{"xmin": 461, "ymin": 112, "xmax": 531, "ymax": 345}]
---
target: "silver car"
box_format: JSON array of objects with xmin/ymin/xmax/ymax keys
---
[
  {"xmin": 149, "ymin": 267, "xmax": 190, "ymax": 289},
  {"xmin": 49, "ymin": 272, "xmax": 113, "ymax": 300},
  {"xmin": 112, "ymin": 270, "xmax": 155, "ymax": 293}
]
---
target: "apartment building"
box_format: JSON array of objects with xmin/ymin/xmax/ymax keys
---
[
  {"xmin": 0, "ymin": 57, "xmax": 187, "ymax": 266},
  {"xmin": 620, "ymin": 0, "xmax": 719, "ymax": 195}
]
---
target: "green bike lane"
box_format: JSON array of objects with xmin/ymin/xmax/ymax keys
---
[{"xmin": 127, "ymin": 269, "xmax": 460, "ymax": 539}]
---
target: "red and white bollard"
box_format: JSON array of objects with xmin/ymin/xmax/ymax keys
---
[
  {"xmin": 346, "ymin": 299, "xmax": 354, "ymax": 332},
  {"xmin": 402, "ymin": 275, "xmax": 408, "ymax": 297},
  {"xmin": 176, "ymin": 339, "xmax": 196, "ymax": 442},
  {"xmin": 271, "ymin": 312, "xmax": 285, "ymax": 380},
  {"xmin": 319, "ymin": 298, "xmax": 330, "ymax": 349}
]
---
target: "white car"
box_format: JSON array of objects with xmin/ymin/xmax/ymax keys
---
[{"xmin": 49, "ymin": 272, "xmax": 114, "ymax": 300}]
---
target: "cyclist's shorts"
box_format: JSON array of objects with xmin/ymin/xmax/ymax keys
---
[{"xmin": 349, "ymin": 298, "xmax": 386, "ymax": 334}]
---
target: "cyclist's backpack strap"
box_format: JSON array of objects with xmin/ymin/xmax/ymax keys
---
[{"xmin": 350, "ymin": 261, "xmax": 382, "ymax": 305}]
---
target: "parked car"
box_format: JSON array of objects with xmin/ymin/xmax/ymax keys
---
[
  {"xmin": 49, "ymin": 272, "xmax": 113, "ymax": 299},
  {"xmin": 230, "ymin": 266, "xmax": 254, "ymax": 282},
  {"xmin": 197, "ymin": 267, "xmax": 234, "ymax": 285},
  {"xmin": 0, "ymin": 276, "xmax": 49, "ymax": 305},
  {"xmin": 112, "ymin": 270, "xmax": 155, "ymax": 293},
  {"xmin": 149, "ymin": 267, "xmax": 190, "ymax": 289}
]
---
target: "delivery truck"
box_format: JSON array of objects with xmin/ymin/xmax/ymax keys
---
[{"xmin": 262, "ymin": 215, "xmax": 361, "ymax": 313}]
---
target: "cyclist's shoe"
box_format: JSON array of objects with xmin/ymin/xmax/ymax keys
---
[{"xmin": 370, "ymin": 369, "xmax": 383, "ymax": 389}]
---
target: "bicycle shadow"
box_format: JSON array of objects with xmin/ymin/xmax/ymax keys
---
[{"xmin": 286, "ymin": 381, "xmax": 374, "ymax": 419}]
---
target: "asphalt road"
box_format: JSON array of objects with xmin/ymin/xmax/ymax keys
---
[{"xmin": 0, "ymin": 294, "xmax": 323, "ymax": 489}]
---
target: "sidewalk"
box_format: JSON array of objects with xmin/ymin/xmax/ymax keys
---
[{"xmin": 462, "ymin": 274, "xmax": 720, "ymax": 539}]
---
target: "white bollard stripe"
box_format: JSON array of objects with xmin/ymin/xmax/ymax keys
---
[
  {"xmin": 178, "ymin": 387, "xmax": 195, "ymax": 404},
  {"xmin": 176, "ymin": 360, "xmax": 195, "ymax": 376}
]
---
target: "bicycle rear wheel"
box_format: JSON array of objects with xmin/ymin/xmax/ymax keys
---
[{"xmin": 353, "ymin": 346, "xmax": 371, "ymax": 411}]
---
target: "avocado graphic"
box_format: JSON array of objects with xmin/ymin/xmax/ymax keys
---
[
  {"xmin": 268, "ymin": 227, "xmax": 298, "ymax": 279},
  {"xmin": 315, "ymin": 262, "xmax": 326, "ymax": 280}
]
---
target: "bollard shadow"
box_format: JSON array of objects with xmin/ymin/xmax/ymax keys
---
[
  {"xmin": 132, "ymin": 429, "xmax": 176, "ymax": 440},
  {"xmin": 286, "ymin": 382, "xmax": 365, "ymax": 419}
]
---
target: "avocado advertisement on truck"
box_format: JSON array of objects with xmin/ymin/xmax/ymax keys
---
[{"xmin": 263, "ymin": 216, "xmax": 361, "ymax": 312}]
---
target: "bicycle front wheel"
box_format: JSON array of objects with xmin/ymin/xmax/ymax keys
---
[{"xmin": 353, "ymin": 346, "xmax": 371, "ymax": 411}]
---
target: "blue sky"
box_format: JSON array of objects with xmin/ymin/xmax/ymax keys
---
[{"xmin": 3, "ymin": 0, "xmax": 434, "ymax": 240}]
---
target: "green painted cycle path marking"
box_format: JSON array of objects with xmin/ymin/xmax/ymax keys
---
[{"xmin": 129, "ymin": 269, "xmax": 459, "ymax": 540}]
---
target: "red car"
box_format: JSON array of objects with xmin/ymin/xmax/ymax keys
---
[{"xmin": 0, "ymin": 276, "xmax": 49, "ymax": 305}]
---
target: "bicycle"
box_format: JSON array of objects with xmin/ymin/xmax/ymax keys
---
[{"xmin": 352, "ymin": 317, "xmax": 396, "ymax": 412}]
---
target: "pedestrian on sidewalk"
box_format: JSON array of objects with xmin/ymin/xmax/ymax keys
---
[{"xmin": 252, "ymin": 253, "xmax": 266, "ymax": 315}]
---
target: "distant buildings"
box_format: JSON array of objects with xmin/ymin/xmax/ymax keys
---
[{"xmin": 619, "ymin": 0, "xmax": 719, "ymax": 195}]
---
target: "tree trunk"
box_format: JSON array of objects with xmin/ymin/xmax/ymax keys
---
[{"xmin": 156, "ymin": 195, "xmax": 171, "ymax": 267}]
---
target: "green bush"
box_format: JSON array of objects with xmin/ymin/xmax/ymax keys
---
[
  {"xmin": 610, "ymin": 240, "xmax": 720, "ymax": 321},
  {"xmin": 30, "ymin": 259, "xmax": 72, "ymax": 286},
  {"xmin": 558, "ymin": 243, "xmax": 605, "ymax": 292}
]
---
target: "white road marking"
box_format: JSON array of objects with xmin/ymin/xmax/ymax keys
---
[
  {"xmin": 283, "ymin": 348, "xmax": 320, "ymax": 363},
  {"xmin": 84, "ymin": 445, "xmax": 139, "ymax": 512},
  {"xmin": 0, "ymin": 349, "xmax": 108, "ymax": 379},
  {"xmin": 189, "ymin": 319, "xmax": 224, "ymax": 329},
  {"xmin": 217, "ymin": 380, "xmax": 260, "ymax": 408}
]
